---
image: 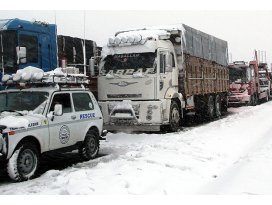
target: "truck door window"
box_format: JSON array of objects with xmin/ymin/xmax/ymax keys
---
[
  {"xmin": 19, "ymin": 35, "xmax": 38, "ymax": 64},
  {"xmin": 160, "ymin": 53, "xmax": 166, "ymax": 73},
  {"xmin": 50, "ymin": 93, "xmax": 72, "ymax": 113},
  {"xmin": 72, "ymin": 93, "xmax": 94, "ymax": 111},
  {"xmin": 171, "ymin": 53, "xmax": 175, "ymax": 67},
  {"xmin": 0, "ymin": 30, "xmax": 17, "ymax": 73}
]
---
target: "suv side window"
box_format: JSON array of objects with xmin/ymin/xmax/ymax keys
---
[
  {"xmin": 72, "ymin": 93, "xmax": 94, "ymax": 111},
  {"xmin": 50, "ymin": 93, "xmax": 72, "ymax": 113}
]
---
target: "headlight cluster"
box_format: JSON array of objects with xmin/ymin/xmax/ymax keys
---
[
  {"xmin": 108, "ymin": 34, "xmax": 143, "ymax": 46},
  {"xmin": 132, "ymin": 104, "xmax": 140, "ymax": 116},
  {"xmin": 146, "ymin": 105, "xmax": 158, "ymax": 121}
]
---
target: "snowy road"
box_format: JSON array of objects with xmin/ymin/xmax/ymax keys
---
[{"xmin": 1, "ymin": 102, "xmax": 272, "ymax": 194}]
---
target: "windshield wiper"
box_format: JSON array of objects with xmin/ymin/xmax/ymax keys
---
[{"xmin": 0, "ymin": 110, "xmax": 24, "ymax": 116}]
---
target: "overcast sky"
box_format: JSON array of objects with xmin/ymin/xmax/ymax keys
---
[{"xmin": 0, "ymin": 10, "xmax": 272, "ymax": 66}]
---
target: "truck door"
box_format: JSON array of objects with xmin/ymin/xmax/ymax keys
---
[
  {"xmin": 18, "ymin": 32, "xmax": 39, "ymax": 69},
  {"xmin": 40, "ymin": 34, "xmax": 51, "ymax": 71},
  {"xmin": 158, "ymin": 50, "xmax": 175, "ymax": 99},
  {"xmin": 47, "ymin": 92, "xmax": 79, "ymax": 150}
]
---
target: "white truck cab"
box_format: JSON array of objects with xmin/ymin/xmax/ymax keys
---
[{"xmin": 0, "ymin": 69, "xmax": 105, "ymax": 182}]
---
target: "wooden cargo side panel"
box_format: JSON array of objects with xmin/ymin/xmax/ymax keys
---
[{"xmin": 182, "ymin": 54, "xmax": 229, "ymax": 96}]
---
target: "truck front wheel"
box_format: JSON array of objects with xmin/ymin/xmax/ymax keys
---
[
  {"xmin": 79, "ymin": 130, "xmax": 100, "ymax": 161},
  {"xmin": 169, "ymin": 101, "xmax": 181, "ymax": 132},
  {"xmin": 251, "ymin": 94, "xmax": 258, "ymax": 106},
  {"xmin": 7, "ymin": 143, "xmax": 39, "ymax": 182}
]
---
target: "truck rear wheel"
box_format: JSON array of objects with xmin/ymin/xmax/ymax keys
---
[
  {"xmin": 168, "ymin": 101, "xmax": 181, "ymax": 132},
  {"xmin": 214, "ymin": 95, "xmax": 221, "ymax": 118},
  {"xmin": 265, "ymin": 91, "xmax": 269, "ymax": 102},
  {"xmin": 206, "ymin": 95, "xmax": 215, "ymax": 120},
  {"xmin": 79, "ymin": 130, "xmax": 100, "ymax": 161},
  {"xmin": 7, "ymin": 142, "xmax": 39, "ymax": 182}
]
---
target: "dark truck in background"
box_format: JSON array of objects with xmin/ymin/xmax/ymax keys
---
[{"xmin": 0, "ymin": 18, "xmax": 100, "ymax": 96}]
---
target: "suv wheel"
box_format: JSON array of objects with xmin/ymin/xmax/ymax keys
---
[
  {"xmin": 7, "ymin": 142, "xmax": 39, "ymax": 182},
  {"xmin": 79, "ymin": 130, "xmax": 100, "ymax": 161}
]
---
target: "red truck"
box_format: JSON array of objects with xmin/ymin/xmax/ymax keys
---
[{"xmin": 228, "ymin": 51, "xmax": 270, "ymax": 106}]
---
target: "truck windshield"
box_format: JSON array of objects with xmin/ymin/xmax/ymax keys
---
[
  {"xmin": 259, "ymin": 73, "xmax": 267, "ymax": 78},
  {"xmin": 0, "ymin": 30, "xmax": 17, "ymax": 75},
  {"xmin": 101, "ymin": 52, "xmax": 156, "ymax": 74},
  {"xmin": 0, "ymin": 91, "xmax": 49, "ymax": 114},
  {"xmin": 260, "ymin": 80, "xmax": 269, "ymax": 87},
  {"xmin": 229, "ymin": 68, "xmax": 248, "ymax": 83}
]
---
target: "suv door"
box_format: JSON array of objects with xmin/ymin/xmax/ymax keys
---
[
  {"xmin": 47, "ymin": 92, "xmax": 78, "ymax": 150},
  {"xmin": 71, "ymin": 92, "xmax": 101, "ymax": 140}
]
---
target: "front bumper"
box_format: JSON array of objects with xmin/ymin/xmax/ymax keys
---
[
  {"xmin": 104, "ymin": 124, "xmax": 161, "ymax": 132},
  {"xmin": 99, "ymin": 100, "xmax": 165, "ymax": 132},
  {"xmin": 228, "ymin": 94, "xmax": 250, "ymax": 105}
]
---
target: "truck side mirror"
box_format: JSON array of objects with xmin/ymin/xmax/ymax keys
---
[
  {"xmin": 90, "ymin": 58, "xmax": 95, "ymax": 77},
  {"xmin": 16, "ymin": 47, "xmax": 27, "ymax": 64},
  {"xmin": 165, "ymin": 52, "xmax": 173, "ymax": 72},
  {"xmin": 54, "ymin": 104, "xmax": 63, "ymax": 116}
]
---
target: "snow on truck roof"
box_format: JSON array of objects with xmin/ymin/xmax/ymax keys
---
[
  {"xmin": 115, "ymin": 24, "xmax": 185, "ymax": 39},
  {"xmin": 108, "ymin": 24, "xmax": 228, "ymax": 66},
  {"xmin": 0, "ymin": 18, "xmax": 55, "ymax": 33}
]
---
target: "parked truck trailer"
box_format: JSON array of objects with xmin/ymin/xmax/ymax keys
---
[{"xmin": 97, "ymin": 24, "xmax": 229, "ymax": 132}]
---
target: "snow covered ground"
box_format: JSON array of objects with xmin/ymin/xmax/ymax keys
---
[{"xmin": 1, "ymin": 102, "xmax": 272, "ymax": 194}]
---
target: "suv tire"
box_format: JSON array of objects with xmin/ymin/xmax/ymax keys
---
[
  {"xmin": 7, "ymin": 142, "xmax": 39, "ymax": 182},
  {"xmin": 79, "ymin": 130, "xmax": 100, "ymax": 161}
]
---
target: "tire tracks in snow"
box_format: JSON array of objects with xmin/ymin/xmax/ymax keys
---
[{"xmin": 197, "ymin": 124, "xmax": 272, "ymax": 194}]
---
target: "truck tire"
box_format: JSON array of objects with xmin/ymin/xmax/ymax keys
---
[
  {"xmin": 265, "ymin": 91, "xmax": 269, "ymax": 102},
  {"xmin": 7, "ymin": 142, "xmax": 39, "ymax": 182},
  {"xmin": 248, "ymin": 95, "xmax": 254, "ymax": 106},
  {"xmin": 253, "ymin": 93, "xmax": 258, "ymax": 106},
  {"xmin": 168, "ymin": 101, "xmax": 181, "ymax": 132},
  {"xmin": 206, "ymin": 95, "xmax": 215, "ymax": 120},
  {"xmin": 79, "ymin": 130, "xmax": 100, "ymax": 161},
  {"xmin": 214, "ymin": 95, "xmax": 221, "ymax": 118}
]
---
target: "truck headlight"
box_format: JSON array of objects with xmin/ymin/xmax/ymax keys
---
[
  {"xmin": 132, "ymin": 104, "xmax": 140, "ymax": 115},
  {"xmin": 146, "ymin": 105, "xmax": 153, "ymax": 121}
]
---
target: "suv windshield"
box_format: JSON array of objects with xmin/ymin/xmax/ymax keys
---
[
  {"xmin": 101, "ymin": 52, "xmax": 156, "ymax": 74},
  {"xmin": 0, "ymin": 91, "xmax": 49, "ymax": 114}
]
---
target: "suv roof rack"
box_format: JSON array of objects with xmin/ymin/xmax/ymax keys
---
[{"xmin": 1, "ymin": 68, "xmax": 90, "ymax": 90}]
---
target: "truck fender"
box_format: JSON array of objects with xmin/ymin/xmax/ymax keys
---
[{"xmin": 171, "ymin": 92, "xmax": 185, "ymax": 109}]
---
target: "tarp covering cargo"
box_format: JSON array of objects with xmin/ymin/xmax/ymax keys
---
[{"xmin": 181, "ymin": 24, "xmax": 228, "ymax": 66}]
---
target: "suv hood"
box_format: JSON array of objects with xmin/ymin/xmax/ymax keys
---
[{"xmin": 0, "ymin": 114, "xmax": 45, "ymax": 132}]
